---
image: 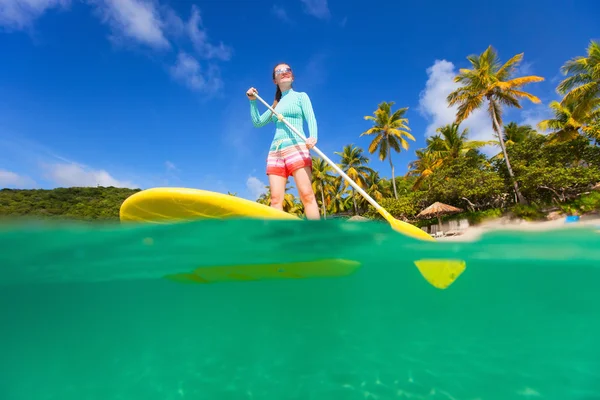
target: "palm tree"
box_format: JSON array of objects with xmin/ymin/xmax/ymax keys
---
[
  {"xmin": 257, "ymin": 188, "xmax": 270, "ymax": 205},
  {"xmin": 537, "ymin": 100, "xmax": 585, "ymax": 144},
  {"xmin": 491, "ymin": 122, "xmax": 540, "ymax": 159},
  {"xmin": 327, "ymin": 177, "xmax": 352, "ymax": 215},
  {"xmin": 426, "ymin": 123, "xmax": 493, "ymax": 165},
  {"xmin": 447, "ymin": 45, "xmax": 544, "ymax": 205},
  {"xmin": 582, "ymin": 107, "xmax": 600, "ymax": 143},
  {"xmin": 557, "ymin": 40, "xmax": 600, "ymax": 110},
  {"xmin": 286, "ymin": 195, "xmax": 304, "ymax": 216},
  {"xmin": 361, "ymin": 101, "xmax": 415, "ymax": 199},
  {"xmin": 255, "ymin": 183, "xmax": 299, "ymax": 215},
  {"xmin": 502, "ymin": 122, "xmax": 539, "ymax": 146},
  {"xmin": 406, "ymin": 149, "xmax": 443, "ymax": 190},
  {"xmin": 364, "ymin": 170, "xmax": 388, "ymax": 203},
  {"xmin": 310, "ymin": 157, "xmax": 336, "ymax": 218},
  {"xmin": 334, "ymin": 144, "xmax": 373, "ymax": 215}
]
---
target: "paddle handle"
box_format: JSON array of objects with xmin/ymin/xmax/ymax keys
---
[{"xmin": 249, "ymin": 89, "xmax": 391, "ymax": 221}]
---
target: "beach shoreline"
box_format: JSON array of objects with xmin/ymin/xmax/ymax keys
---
[{"xmin": 436, "ymin": 212, "xmax": 600, "ymax": 242}]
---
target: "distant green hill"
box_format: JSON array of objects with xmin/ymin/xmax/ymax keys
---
[{"xmin": 0, "ymin": 187, "xmax": 140, "ymax": 220}]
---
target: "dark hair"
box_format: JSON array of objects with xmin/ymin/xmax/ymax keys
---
[{"xmin": 271, "ymin": 63, "xmax": 293, "ymax": 109}]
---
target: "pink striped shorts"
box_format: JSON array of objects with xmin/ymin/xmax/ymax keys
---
[{"xmin": 266, "ymin": 144, "xmax": 312, "ymax": 178}]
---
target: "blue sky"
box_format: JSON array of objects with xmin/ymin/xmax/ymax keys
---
[{"xmin": 1, "ymin": 0, "xmax": 599, "ymax": 200}]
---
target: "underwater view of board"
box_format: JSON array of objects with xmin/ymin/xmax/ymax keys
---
[
  {"xmin": 1, "ymin": 200, "xmax": 599, "ymax": 399},
  {"xmin": 117, "ymin": 187, "xmax": 467, "ymax": 287}
]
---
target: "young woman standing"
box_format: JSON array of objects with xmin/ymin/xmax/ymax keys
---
[{"xmin": 246, "ymin": 63, "xmax": 320, "ymax": 220}]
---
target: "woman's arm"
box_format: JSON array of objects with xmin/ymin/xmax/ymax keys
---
[
  {"xmin": 249, "ymin": 100, "xmax": 273, "ymax": 127},
  {"xmin": 300, "ymin": 92, "xmax": 318, "ymax": 140}
]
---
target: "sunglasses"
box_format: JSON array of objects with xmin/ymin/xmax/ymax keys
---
[{"xmin": 274, "ymin": 67, "xmax": 292, "ymax": 76}]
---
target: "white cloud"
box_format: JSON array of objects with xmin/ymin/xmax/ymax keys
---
[
  {"xmin": 418, "ymin": 60, "xmax": 498, "ymax": 143},
  {"xmin": 160, "ymin": 4, "xmax": 185, "ymax": 36},
  {"xmin": 165, "ymin": 160, "xmax": 176, "ymax": 171},
  {"xmin": 300, "ymin": 0, "xmax": 330, "ymax": 19},
  {"xmin": 520, "ymin": 105, "xmax": 552, "ymax": 132},
  {"xmin": 44, "ymin": 162, "xmax": 138, "ymax": 188},
  {"xmin": 516, "ymin": 61, "xmax": 534, "ymax": 76},
  {"xmin": 219, "ymin": 88, "xmax": 262, "ymax": 160},
  {"xmin": 418, "ymin": 59, "xmax": 553, "ymax": 143},
  {"xmin": 0, "ymin": 132, "xmax": 160, "ymax": 190},
  {"xmin": 246, "ymin": 176, "xmax": 267, "ymax": 200},
  {"xmin": 0, "ymin": 169, "xmax": 37, "ymax": 188},
  {"xmin": 169, "ymin": 51, "xmax": 222, "ymax": 93},
  {"xmin": 271, "ymin": 5, "xmax": 292, "ymax": 24},
  {"xmin": 301, "ymin": 52, "xmax": 328, "ymax": 91},
  {"xmin": 186, "ymin": 4, "xmax": 232, "ymax": 61},
  {"xmin": 90, "ymin": 0, "xmax": 170, "ymax": 49},
  {"xmin": 1, "ymin": 1, "xmax": 233, "ymax": 95},
  {"xmin": 0, "ymin": 0, "xmax": 69, "ymax": 30}
]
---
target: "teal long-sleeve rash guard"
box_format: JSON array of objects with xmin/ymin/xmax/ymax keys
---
[{"xmin": 249, "ymin": 88, "xmax": 318, "ymax": 152}]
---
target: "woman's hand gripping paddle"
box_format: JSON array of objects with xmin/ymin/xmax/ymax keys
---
[{"xmin": 248, "ymin": 89, "xmax": 466, "ymax": 289}]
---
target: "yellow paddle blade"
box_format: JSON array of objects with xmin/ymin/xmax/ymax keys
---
[
  {"xmin": 380, "ymin": 210, "xmax": 467, "ymax": 289},
  {"xmin": 164, "ymin": 258, "xmax": 362, "ymax": 284},
  {"xmin": 380, "ymin": 210, "xmax": 436, "ymax": 241},
  {"xmin": 414, "ymin": 259, "xmax": 467, "ymax": 289}
]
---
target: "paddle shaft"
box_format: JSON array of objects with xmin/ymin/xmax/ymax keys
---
[{"xmin": 250, "ymin": 90, "xmax": 390, "ymax": 220}]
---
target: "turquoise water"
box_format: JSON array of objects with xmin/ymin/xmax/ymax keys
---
[{"xmin": 1, "ymin": 218, "xmax": 599, "ymax": 399}]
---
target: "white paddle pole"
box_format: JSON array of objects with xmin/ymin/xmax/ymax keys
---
[{"xmin": 249, "ymin": 89, "xmax": 388, "ymax": 218}]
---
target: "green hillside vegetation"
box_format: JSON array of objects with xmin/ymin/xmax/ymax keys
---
[
  {"xmin": 1, "ymin": 42, "xmax": 600, "ymax": 225},
  {"xmin": 0, "ymin": 187, "xmax": 139, "ymax": 220}
]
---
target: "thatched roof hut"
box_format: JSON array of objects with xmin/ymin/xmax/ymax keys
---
[{"xmin": 416, "ymin": 201, "xmax": 463, "ymax": 230}]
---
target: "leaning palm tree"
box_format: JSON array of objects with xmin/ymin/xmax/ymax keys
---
[
  {"xmin": 334, "ymin": 144, "xmax": 373, "ymax": 215},
  {"xmin": 361, "ymin": 101, "xmax": 415, "ymax": 199},
  {"xmin": 447, "ymin": 45, "xmax": 544, "ymax": 205}
]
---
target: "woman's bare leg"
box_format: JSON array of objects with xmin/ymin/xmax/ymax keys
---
[
  {"xmin": 268, "ymin": 173, "xmax": 287, "ymax": 211},
  {"xmin": 292, "ymin": 166, "xmax": 320, "ymax": 220}
]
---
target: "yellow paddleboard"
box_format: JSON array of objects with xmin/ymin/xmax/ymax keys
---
[
  {"xmin": 120, "ymin": 187, "xmax": 465, "ymax": 289},
  {"xmin": 120, "ymin": 187, "xmax": 299, "ymax": 223},
  {"xmin": 120, "ymin": 188, "xmax": 363, "ymax": 284}
]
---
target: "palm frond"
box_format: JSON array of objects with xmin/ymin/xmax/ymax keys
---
[
  {"xmin": 502, "ymin": 76, "xmax": 545, "ymax": 89},
  {"xmin": 455, "ymin": 94, "xmax": 484, "ymax": 123},
  {"xmin": 496, "ymin": 52, "xmax": 524, "ymax": 80},
  {"xmin": 367, "ymin": 134, "xmax": 383, "ymax": 154}
]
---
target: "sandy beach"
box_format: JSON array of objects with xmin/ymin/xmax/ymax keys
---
[{"xmin": 436, "ymin": 213, "xmax": 600, "ymax": 242}]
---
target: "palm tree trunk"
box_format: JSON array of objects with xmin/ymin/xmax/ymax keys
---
[
  {"xmin": 489, "ymin": 100, "xmax": 528, "ymax": 205},
  {"xmin": 351, "ymin": 188, "xmax": 358, "ymax": 215},
  {"xmin": 387, "ymin": 136, "xmax": 398, "ymax": 199},
  {"xmin": 320, "ymin": 182, "xmax": 327, "ymax": 219}
]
